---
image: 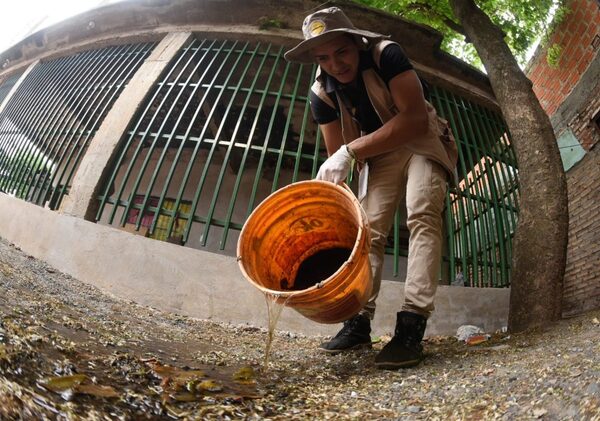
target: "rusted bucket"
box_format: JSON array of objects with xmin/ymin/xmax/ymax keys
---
[{"xmin": 237, "ymin": 180, "xmax": 372, "ymax": 324}]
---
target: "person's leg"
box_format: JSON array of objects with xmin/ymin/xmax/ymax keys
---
[
  {"xmin": 320, "ymin": 150, "xmax": 410, "ymax": 353},
  {"xmin": 403, "ymin": 155, "xmax": 447, "ymax": 316},
  {"xmin": 359, "ymin": 150, "xmax": 411, "ymax": 319},
  {"xmin": 375, "ymin": 155, "xmax": 447, "ymax": 368}
]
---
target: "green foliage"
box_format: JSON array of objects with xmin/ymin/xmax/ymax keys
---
[
  {"xmin": 354, "ymin": 0, "xmax": 563, "ymax": 68},
  {"xmin": 546, "ymin": 43, "xmax": 562, "ymax": 67},
  {"xmin": 540, "ymin": 2, "xmax": 570, "ymax": 68}
]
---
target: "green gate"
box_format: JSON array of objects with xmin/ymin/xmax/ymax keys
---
[
  {"xmin": 93, "ymin": 37, "xmax": 518, "ymax": 287},
  {"xmin": 0, "ymin": 36, "xmax": 518, "ymax": 288},
  {"xmin": 0, "ymin": 42, "xmax": 155, "ymax": 209}
]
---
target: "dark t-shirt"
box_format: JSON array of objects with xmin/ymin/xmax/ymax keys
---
[{"xmin": 309, "ymin": 43, "xmax": 414, "ymax": 134}]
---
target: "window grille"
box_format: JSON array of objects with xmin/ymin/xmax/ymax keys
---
[
  {"xmin": 96, "ymin": 38, "xmax": 323, "ymax": 255},
  {"xmin": 92, "ymin": 37, "xmax": 518, "ymax": 287},
  {"xmin": 0, "ymin": 42, "xmax": 155, "ymax": 208},
  {"xmin": 0, "ymin": 71, "xmax": 24, "ymax": 106}
]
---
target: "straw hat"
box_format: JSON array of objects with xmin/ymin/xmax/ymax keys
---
[{"xmin": 284, "ymin": 7, "xmax": 390, "ymax": 64}]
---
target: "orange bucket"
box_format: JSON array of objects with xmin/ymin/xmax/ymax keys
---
[{"xmin": 237, "ymin": 180, "xmax": 372, "ymax": 324}]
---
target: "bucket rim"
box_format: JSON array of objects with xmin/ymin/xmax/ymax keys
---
[{"xmin": 237, "ymin": 180, "xmax": 368, "ymax": 296}]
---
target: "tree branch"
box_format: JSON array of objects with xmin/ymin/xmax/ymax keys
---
[{"xmin": 404, "ymin": 2, "xmax": 469, "ymax": 40}]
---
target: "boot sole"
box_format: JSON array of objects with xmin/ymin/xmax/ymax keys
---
[
  {"xmin": 319, "ymin": 342, "xmax": 372, "ymax": 354},
  {"xmin": 375, "ymin": 358, "xmax": 422, "ymax": 370}
]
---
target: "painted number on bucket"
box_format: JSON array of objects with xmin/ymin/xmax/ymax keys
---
[{"xmin": 297, "ymin": 218, "xmax": 324, "ymax": 232}]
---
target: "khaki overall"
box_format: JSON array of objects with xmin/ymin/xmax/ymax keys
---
[{"xmin": 311, "ymin": 41, "xmax": 458, "ymax": 318}]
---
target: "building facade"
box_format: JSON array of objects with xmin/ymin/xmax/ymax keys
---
[
  {"xmin": 0, "ymin": 0, "xmax": 517, "ymax": 334},
  {"xmin": 527, "ymin": 0, "xmax": 600, "ymax": 316}
]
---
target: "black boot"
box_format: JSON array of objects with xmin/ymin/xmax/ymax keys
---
[
  {"xmin": 375, "ymin": 311, "xmax": 427, "ymax": 369},
  {"xmin": 319, "ymin": 314, "xmax": 372, "ymax": 354}
]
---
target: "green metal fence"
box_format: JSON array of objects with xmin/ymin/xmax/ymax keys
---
[
  {"xmin": 429, "ymin": 86, "xmax": 518, "ymax": 287},
  {"xmin": 96, "ymin": 39, "xmax": 321, "ymax": 250},
  {"xmin": 0, "ymin": 42, "xmax": 155, "ymax": 208},
  {"xmin": 95, "ymin": 37, "xmax": 518, "ymax": 287}
]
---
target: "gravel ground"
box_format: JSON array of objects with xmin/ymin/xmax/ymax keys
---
[{"xmin": 0, "ymin": 237, "xmax": 599, "ymax": 420}]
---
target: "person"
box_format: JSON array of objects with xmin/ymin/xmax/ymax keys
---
[{"xmin": 284, "ymin": 7, "xmax": 458, "ymax": 369}]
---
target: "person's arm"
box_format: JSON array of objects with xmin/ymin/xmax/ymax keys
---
[
  {"xmin": 314, "ymin": 119, "xmax": 356, "ymax": 183},
  {"xmin": 319, "ymin": 119, "xmax": 344, "ymax": 157},
  {"xmin": 346, "ymin": 69, "xmax": 429, "ymax": 161}
]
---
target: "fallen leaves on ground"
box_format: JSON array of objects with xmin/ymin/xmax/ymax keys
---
[{"xmin": 0, "ymin": 238, "xmax": 598, "ymax": 419}]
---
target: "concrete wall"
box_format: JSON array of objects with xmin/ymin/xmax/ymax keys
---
[
  {"xmin": 0, "ymin": 193, "xmax": 509, "ymax": 337},
  {"xmin": 0, "ymin": 0, "xmax": 498, "ymax": 111},
  {"xmin": 0, "ymin": 0, "xmax": 510, "ymax": 337}
]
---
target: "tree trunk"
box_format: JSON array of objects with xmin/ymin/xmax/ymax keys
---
[{"xmin": 449, "ymin": 0, "xmax": 569, "ymax": 332}]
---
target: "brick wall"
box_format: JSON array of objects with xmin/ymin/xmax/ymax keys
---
[
  {"xmin": 562, "ymin": 145, "xmax": 600, "ymax": 316},
  {"xmin": 528, "ymin": 0, "xmax": 600, "ymax": 125},
  {"xmin": 527, "ymin": 0, "xmax": 600, "ymax": 317}
]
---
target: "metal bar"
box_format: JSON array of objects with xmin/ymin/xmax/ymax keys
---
[
  {"xmin": 51, "ymin": 43, "xmax": 155, "ymax": 210},
  {"xmin": 453, "ymin": 93, "xmax": 494, "ymax": 286},
  {"xmin": 443, "ymin": 89, "xmax": 487, "ymax": 286},
  {"xmin": 0, "ymin": 58, "xmax": 61, "ymax": 193},
  {"xmin": 478, "ymin": 104, "xmax": 518, "ymax": 271},
  {"xmin": 31, "ymin": 44, "xmax": 139, "ymax": 207},
  {"xmin": 166, "ymin": 40, "xmax": 247, "ymax": 240},
  {"xmin": 6, "ymin": 50, "xmax": 99, "ymax": 198},
  {"xmin": 245, "ymin": 62, "xmax": 298, "ymax": 217},
  {"xmin": 219, "ymin": 46, "xmax": 284, "ymax": 248},
  {"xmin": 484, "ymin": 106, "xmax": 520, "ymax": 217},
  {"xmin": 147, "ymin": 39, "xmax": 225, "ymax": 237},
  {"xmin": 129, "ymin": 39, "xmax": 216, "ymax": 232},
  {"xmin": 432, "ymin": 86, "xmax": 478, "ymax": 284},
  {"xmin": 104, "ymin": 38, "xmax": 203, "ymax": 225},
  {"xmin": 445, "ymin": 189, "xmax": 456, "ymax": 283},
  {"xmin": 431, "ymin": 86, "xmax": 473, "ymax": 286},
  {"xmin": 453, "ymin": 93, "xmax": 499, "ymax": 287},
  {"xmin": 0, "ymin": 71, "xmax": 24, "ymax": 108},
  {"xmin": 291, "ymin": 65, "xmax": 319, "ymax": 184},
  {"xmin": 493, "ymin": 108, "xmax": 519, "ymax": 232},
  {"xmin": 0, "ymin": 66, "xmax": 46, "ymax": 179},
  {"xmin": 201, "ymin": 43, "xmax": 271, "ymax": 246},
  {"xmin": 470, "ymin": 102, "xmax": 513, "ymax": 286},
  {"xmin": 168, "ymin": 40, "xmax": 249, "ymax": 241},
  {"xmin": 95, "ymin": 39, "xmax": 201, "ymax": 222},
  {"xmin": 119, "ymin": 40, "xmax": 209, "ymax": 228},
  {"xmin": 159, "ymin": 82, "xmax": 312, "ymax": 102},
  {"xmin": 183, "ymin": 40, "xmax": 259, "ymax": 244},
  {"xmin": 2, "ymin": 52, "xmax": 88, "ymax": 198},
  {"xmin": 8, "ymin": 49, "xmax": 104, "ymax": 199},
  {"xmin": 28, "ymin": 46, "xmax": 124, "ymax": 205},
  {"xmin": 271, "ymin": 64, "xmax": 318, "ymax": 191}
]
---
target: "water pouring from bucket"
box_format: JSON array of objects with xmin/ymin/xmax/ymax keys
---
[{"xmin": 237, "ymin": 180, "xmax": 372, "ymax": 324}]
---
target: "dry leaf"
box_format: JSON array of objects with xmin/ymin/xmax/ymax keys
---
[
  {"xmin": 77, "ymin": 384, "xmax": 119, "ymax": 398},
  {"xmin": 41, "ymin": 374, "xmax": 89, "ymax": 392}
]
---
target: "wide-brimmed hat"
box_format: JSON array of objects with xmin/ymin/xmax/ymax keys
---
[{"xmin": 284, "ymin": 7, "xmax": 390, "ymax": 64}]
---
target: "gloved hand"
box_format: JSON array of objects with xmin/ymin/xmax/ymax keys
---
[{"xmin": 315, "ymin": 145, "xmax": 353, "ymax": 184}]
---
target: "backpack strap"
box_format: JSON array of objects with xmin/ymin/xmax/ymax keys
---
[{"xmin": 311, "ymin": 67, "xmax": 336, "ymax": 109}]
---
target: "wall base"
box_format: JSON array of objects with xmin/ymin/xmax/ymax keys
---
[{"xmin": 0, "ymin": 193, "xmax": 509, "ymax": 337}]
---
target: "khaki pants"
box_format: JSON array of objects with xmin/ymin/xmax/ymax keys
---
[{"xmin": 359, "ymin": 149, "xmax": 447, "ymax": 320}]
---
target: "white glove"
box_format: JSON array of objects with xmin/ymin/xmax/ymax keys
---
[{"xmin": 316, "ymin": 145, "xmax": 353, "ymax": 184}]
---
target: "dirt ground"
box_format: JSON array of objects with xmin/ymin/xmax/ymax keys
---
[{"xmin": 0, "ymin": 237, "xmax": 599, "ymax": 420}]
